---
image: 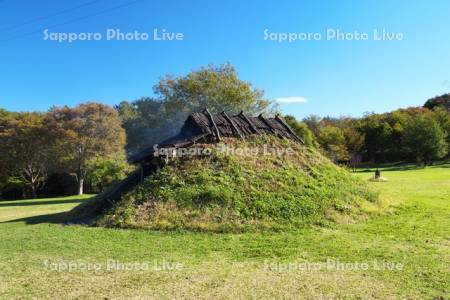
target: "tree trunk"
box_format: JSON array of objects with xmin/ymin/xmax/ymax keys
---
[
  {"xmin": 78, "ymin": 177, "xmax": 84, "ymax": 195},
  {"xmin": 31, "ymin": 184, "xmax": 37, "ymax": 199}
]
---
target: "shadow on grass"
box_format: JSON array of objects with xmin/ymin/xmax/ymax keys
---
[
  {"xmin": 377, "ymin": 165, "xmax": 421, "ymax": 172},
  {"xmin": 1, "ymin": 211, "xmax": 73, "ymax": 225},
  {"xmin": 430, "ymin": 164, "xmax": 450, "ymax": 169},
  {"xmin": 0, "ymin": 208, "xmax": 95, "ymax": 225},
  {"xmin": 0, "ymin": 198, "xmax": 85, "ymax": 207},
  {"xmin": 356, "ymin": 161, "xmax": 450, "ymax": 173},
  {"xmin": 356, "ymin": 165, "xmax": 419, "ymax": 173},
  {"xmin": 0, "ymin": 197, "xmax": 92, "ymax": 225}
]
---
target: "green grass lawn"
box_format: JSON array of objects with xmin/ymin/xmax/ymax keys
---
[{"xmin": 0, "ymin": 164, "xmax": 448, "ymax": 299}]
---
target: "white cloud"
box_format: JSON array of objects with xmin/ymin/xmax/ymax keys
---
[{"xmin": 275, "ymin": 96, "xmax": 308, "ymax": 104}]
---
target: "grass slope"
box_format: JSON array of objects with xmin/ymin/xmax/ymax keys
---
[
  {"xmin": 95, "ymin": 137, "xmax": 378, "ymax": 231},
  {"xmin": 0, "ymin": 164, "xmax": 448, "ymax": 299}
]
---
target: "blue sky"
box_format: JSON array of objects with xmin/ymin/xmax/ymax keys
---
[{"xmin": 0, "ymin": 0, "xmax": 449, "ymax": 119}]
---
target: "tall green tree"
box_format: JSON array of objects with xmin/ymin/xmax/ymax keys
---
[
  {"xmin": 118, "ymin": 63, "xmax": 274, "ymax": 155},
  {"xmin": 430, "ymin": 107, "xmax": 450, "ymax": 156},
  {"xmin": 359, "ymin": 113, "xmax": 393, "ymax": 162},
  {"xmin": 402, "ymin": 115, "xmax": 447, "ymax": 164},
  {"xmin": 155, "ymin": 63, "xmax": 271, "ymax": 116},
  {"xmin": 46, "ymin": 103, "xmax": 126, "ymax": 195}
]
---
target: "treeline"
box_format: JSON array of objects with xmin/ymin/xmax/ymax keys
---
[
  {"xmin": 285, "ymin": 96, "xmax": 450, "ymax": 166},
  {"xmin": 0, "ymin": 103, "xmax": 130, "ymax": 199}
]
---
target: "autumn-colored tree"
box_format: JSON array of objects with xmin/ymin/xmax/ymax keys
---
[
  {"xmin": 0, "ymin": 113, "xmax": 53, "ymax": 198},
  {"xmin": 46, "ymin": 103, "xmax": 126, "ymax": 195},
  {"xmin": 0, "ymin": 110, "xmax": 12, "ymax": 193}
]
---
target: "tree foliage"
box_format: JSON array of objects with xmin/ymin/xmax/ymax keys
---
[
  {"xmin": 0, "ymin": 113, "xmax": 53, "ymax": 198},
  {"xmin": 116, "ymin": 99, "xmax": 175, "ymax": 155},
  {"xmin": 85, "ymin": 154, "xmax": 133, "ymax": 193},
  {"xmin": 424, "ymin": 93, "xmax": 450, "ymax": 111},
  {"xmin": 317, "ymin": 126, "xmax": 349, "ymax": 162},
  {"xmin": 117, "ymin": 63, "xmax": 273, "ymax": 155},
  {"xmin": 45, "ymin": 103, "xmax": 126, "ymax": 195},
  {"xmin": 302, "ymin": 106, "xmax": 449, "ymax": 164},
  {"xmin": 284, "ymin": 115, "xmax": 316, "ymax": 148},
  {"xmin": 402, "ymin": 115, "xmax": 447, "ymax": 164},
  {"xmin": 155, "ymin": 63, "xmax": 270, "ymax": 116}
]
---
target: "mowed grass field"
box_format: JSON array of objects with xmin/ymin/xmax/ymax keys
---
[{"xmin": 0, "ymin": 164, "xmax": 448, "ymax": 299}]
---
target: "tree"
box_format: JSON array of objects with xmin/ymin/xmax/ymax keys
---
[
  {"xmin": 343, "ymin": 127, "xmax": 365, "ymax": 169},
  {"xmin": 118, "ymin": 63, "xmax": 274, "ymax": 155},
  {"xmin": 317, "ymin": 126, "xmax": 349, "ymax": 162},
  {"xmin": 359, "ymin": 113, "xmax": 393, "ymax": 162},
  {"xmin": 402, "ymin": 115, "xmax": 447, "ymax": 164},
  {"xmin": 284, "ymin": 115, "xmax": 316, "ymax": 147},
  {"xmin": 155, "ymin": 63, "xmax": 271, "ymax": 116},
  {"xmin": 343, "ymin": 127, "xmax": 364, "ymax": 155},
  {"xmin": 46, "ymin": 103, "xmax": 126, "ymax": 195},
  {"xmin": 85, "ymin": 154, "xmax": 133, "ymax": 193},
  {"xmin": 0, "ymin": 113, "xmax": 53, "ymax": 198},
  {"xmin": 430, "ymin": 107, "xmax": 450, "ymax": 157},
  {"xmin": 116, "ymin": 99, "xmax": 175, "ymax": 155},
  {"xmin": 0, "ymin": 109, "xmax": 13, "ymax": 195},
  {"xmin": 424, "ymin": 94, "xmax": 450, "ymax": 111},
  {"xmin": 302, "ymin": 115, "xmax": 322, "ymax": 137}
]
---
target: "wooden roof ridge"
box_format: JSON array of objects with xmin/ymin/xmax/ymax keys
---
[
  {"xmin": 258, "ymin": 113, "xmax": 276, "ymax": 134},
  {"xmin": 237, "ymin": 111, "xmax": 260, "ymax": 134},
  {"xmin": 203, "ymin": 108, "xmax": 221, "ymax": 142},
  {"xmin": 275, "ymin": 114, "xmax": 304, "ymax": 144},
  {"xmin": 221, "ymin": 111, "xmax": 244, "ymax": 140}
]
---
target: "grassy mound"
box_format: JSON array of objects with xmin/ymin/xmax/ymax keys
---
[{"xmin": 91, "ymin": 136, "xmax": 378, "ymax": 232}]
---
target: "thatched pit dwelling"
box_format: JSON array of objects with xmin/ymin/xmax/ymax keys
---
[
  {"xmin": 73, "ymin": 109, "xmax": 378, "ymax": 230},
  {"xmin": 78, "ymin": 110, "xmax": 303, "ymax": 215}
]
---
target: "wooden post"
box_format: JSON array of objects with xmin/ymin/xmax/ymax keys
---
[{"xmin": 375, "ymin": 169, "xmax": 381, "ymax": 179}]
